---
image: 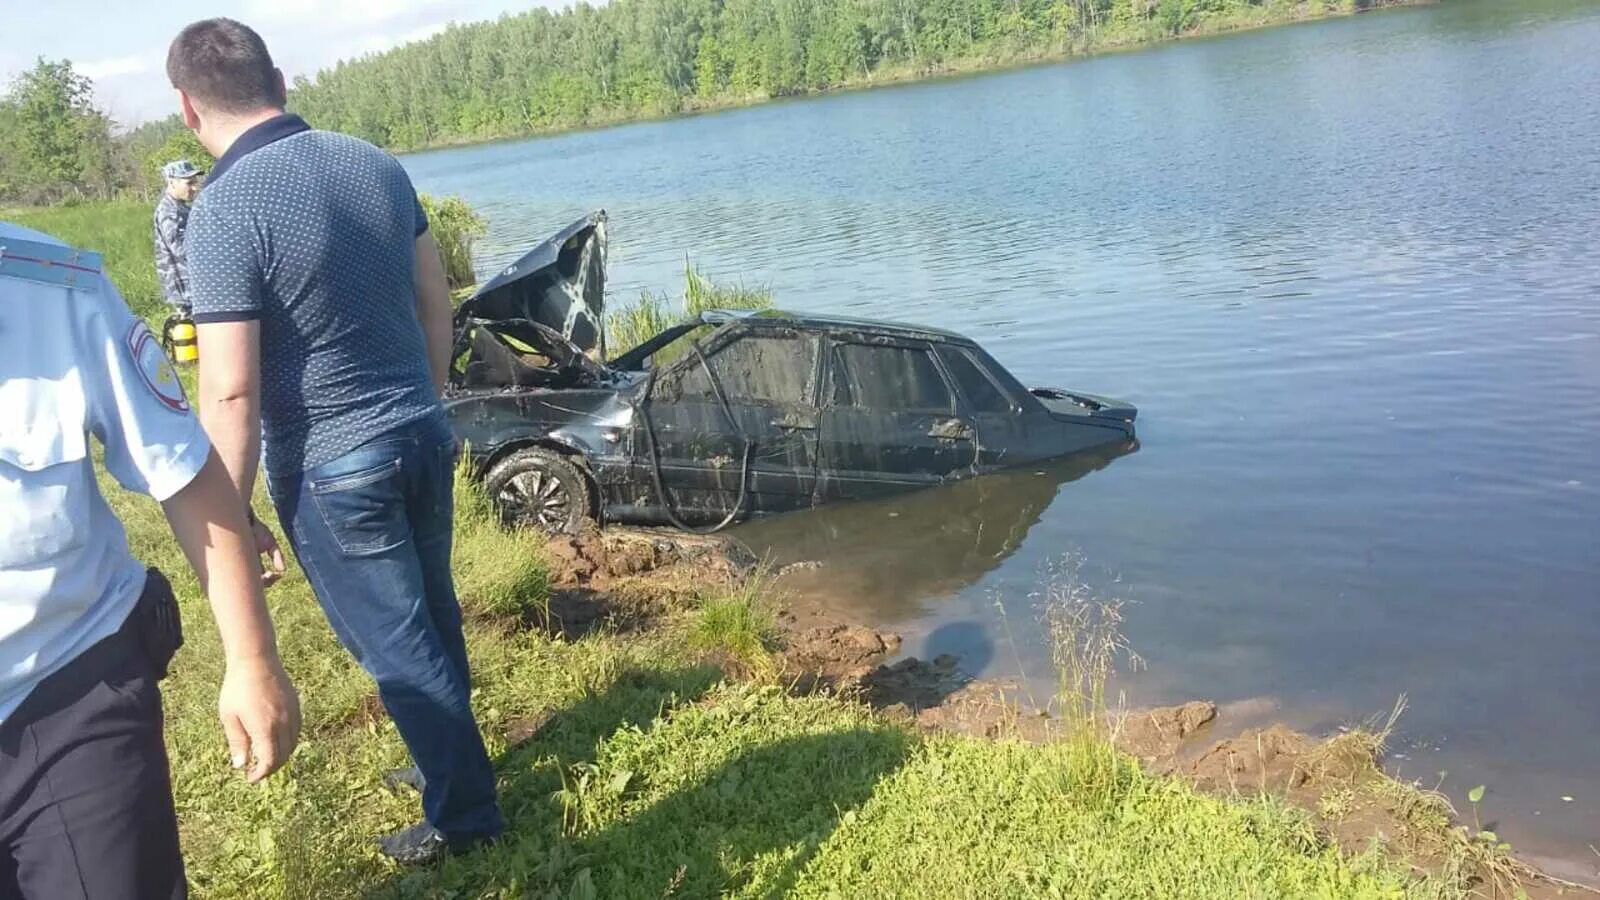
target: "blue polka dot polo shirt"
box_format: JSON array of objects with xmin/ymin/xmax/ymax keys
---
[{"xmin": 186, "ymin": 114, "xmax": 441, "ymax": 478}]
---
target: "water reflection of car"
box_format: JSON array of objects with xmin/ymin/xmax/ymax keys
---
[
  {"xmin": 444, "ymin": 211, "xmax": 1139, "ymax": 532},
  {"xmin": 733, "ymin": 446, "xmax": 1136, "ymax": 623}
]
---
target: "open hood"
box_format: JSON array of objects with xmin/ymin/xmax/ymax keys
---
[
  {"xmin": 448, "ymin": 211, "xmax": 614, "ymax": 392},
  {"xmin": 455, "ymin": 210, "xmax": 608, "ymax": 356}
]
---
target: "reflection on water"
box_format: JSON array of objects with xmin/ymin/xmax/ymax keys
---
[
  {"xmin": 733, "ymin": 446, "xmax": 1134, "ymax": 624},
  {"xmin": 407, "ymin": 0, "xmax": 1600, "ymax": 873}
]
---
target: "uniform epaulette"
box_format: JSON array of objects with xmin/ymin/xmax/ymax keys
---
[{"xmin": 0, "ymin": 237, "xmax": 102, "ymax": 292}]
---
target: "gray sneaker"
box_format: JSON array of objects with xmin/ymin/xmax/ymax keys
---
[{"xmin": 381, "ymin": 767, "xmax": 426, "ymax": 795}]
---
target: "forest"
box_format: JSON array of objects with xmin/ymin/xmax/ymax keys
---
[
  {"xmin": 292, "ymin": 0, "xmax": 1396, "ymax": 151},
  {"xmin": 1, "ymin": 0, "xmax": 1401, "ymax": 204}
]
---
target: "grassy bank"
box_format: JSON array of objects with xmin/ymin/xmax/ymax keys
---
[
  {"xmin": 15, "ymin": 201, "xmax": 1474, "ymax": 898},
  {"xmin": 114, "ymin": 467, "xmax": 1444, "ymax": 899}
]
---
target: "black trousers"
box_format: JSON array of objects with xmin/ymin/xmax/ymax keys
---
[{"xmin": 0, "ymin": 596, "xmax": 186, "ymax": 899}]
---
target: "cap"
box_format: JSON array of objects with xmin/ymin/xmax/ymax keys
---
[{"xmin": 161, "ymin": 160, "xmax": 202, "ymax": 180}]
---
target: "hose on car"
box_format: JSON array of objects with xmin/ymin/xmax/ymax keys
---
[{"xmin": 637, "ymin": 341, "xmax": 754, "ymax": 534}]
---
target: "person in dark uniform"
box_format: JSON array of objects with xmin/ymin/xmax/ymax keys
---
[
  {"xmin": 154, "ymin": 159, "xmax": 202, "ymax": 315},
  {"xmin": 0, "ymin": 221, "xmax": 300, "ymax": 898}
]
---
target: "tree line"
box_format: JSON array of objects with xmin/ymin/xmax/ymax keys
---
[
  {"xmin": 3, "ymin": 0, "xmax": 1399, "ymax": 204},
  {"xmin": 0, "ymin": 58, "xmax": 213, "ymax": 206},
  {"xmin": 291, "ymin": 0, "xmax": 1392, "ymax": 151}
]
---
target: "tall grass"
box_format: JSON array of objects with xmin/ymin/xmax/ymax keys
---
[
  {"xmin": 606, "ymin": 260, "xmax": 772, "ymax": 360},
  {"xmin": 7, "ymin": 200, "xmax": 166, "ymax": 319},
  {"xmin": 1040, "ymin": 556, "xmax": 1141, "ymax": 732},
  {"xmin": 417, "ymin": 193, "xmax": 485, "ymax": 291},
  {"xmin": 1037, "ymin": 554, "xmax": 1144, "ymax": 806},
  {"xmin": 450, "ymin": 453, "xmax": 550, "ymax": 620},
  {"xmin": 686, "ymin": 569, "xmax": 780, "ymax": 677}
]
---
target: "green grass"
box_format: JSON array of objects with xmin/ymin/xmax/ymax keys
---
[
  {"xmin": 792, "ymin": 737, "xmax": 1414, "ymax": 899},
  {"xmin": 450, "ymin": 458, "xmax": 550, "ymax": 621},
  {"xmin": 24, "ymin": 200, "xmax": 1457, "ymax": 898},
  {"xmin": 606, "ymin": 261, "xmax": 773, "ymax": 360},
  {"xmin": 416, "ymin": 193, "xmax": 486, "ymax": 292},
  {"xmin": 7, "ymin": 200, "xmax": 167, "ymax": 319},
  {"xmin": 685, "ymin": 573, "xmax": 780, "ymax": 677}
]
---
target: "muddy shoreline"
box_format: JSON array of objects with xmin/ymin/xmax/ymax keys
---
[{"xmin": 518, "ymin": 527, "xmax": 1596, "ymax": 897}]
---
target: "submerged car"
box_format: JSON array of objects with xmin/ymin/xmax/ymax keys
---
[{"xmin": 445, "ymin": 211, "xmax": 1138, "ymax": 532}]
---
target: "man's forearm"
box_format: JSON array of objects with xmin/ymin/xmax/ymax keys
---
[
  {"xmin": 164, "ymin": 450, "xmax": 300, "ymax": 782},
  {"xmin": 163, "ymin": 451, "xmax": 278, "ymax": 663},
  {"xmin": 201, "ymin": 393, "xmax": 261, "ymax": 504},
  {"xmin": 156, "ymin": 248, "xmax": 183, "ymax": 308},
  {"xmin": 419, "ymin": 295, "xmax": 451, "ymax": 395},
  {"xmin": 414, "ymin": 231, "xmax": 454, "ymax": 395},
  {"xmin": 196, "ymin": 320, "xmax": 265, "ymax": 504}
]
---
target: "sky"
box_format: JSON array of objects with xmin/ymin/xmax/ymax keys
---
[{"xmin": 0, "ymin": 0, "xmax": 553, "ymax": 128}]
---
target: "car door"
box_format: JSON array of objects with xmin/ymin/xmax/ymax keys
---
[
  {"xmin": 935, "ymin": 344, "xmax": 1029, "ymax": 470},
  {"xmin": 638, "ymin": 328, "xmax": 821, "ymax": 520},
  {"xmin": 817, "ymin": 338, "xmax": 977, "ymax": 502}
]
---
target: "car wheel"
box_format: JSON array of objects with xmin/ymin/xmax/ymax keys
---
[{"xmin": 483, "ymin": 447, "xmax": 595, "ymax": 534}]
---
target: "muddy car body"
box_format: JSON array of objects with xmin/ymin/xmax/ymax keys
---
[{"xmin": 445, "ymin": 212, "xmax": 1138, "ymax": 531}]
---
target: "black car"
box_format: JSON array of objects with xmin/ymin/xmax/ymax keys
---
[{"xmin": 445, "ymin": 212, "xmax": 1138, "ymax": 532}]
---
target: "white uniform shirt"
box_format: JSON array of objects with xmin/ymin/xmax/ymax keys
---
[{"xmin": 0, "ymin": 222, "xmax": 211, "ymax": 724}]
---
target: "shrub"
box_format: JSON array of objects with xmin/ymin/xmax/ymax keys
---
[{"xmin": 418, "ymin": 193, "xmax": 486, "ymax": 292}]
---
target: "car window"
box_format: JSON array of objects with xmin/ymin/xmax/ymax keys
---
[
  {"xmin": 940, "ymin": 348, "xmax": 1014, "ymax": 413},
  {"xmin": 830, "ymin": 343, "xmax": 953, "ymax": 412},
  {"xmin": 673, "ymin": 334, "xmax": 817, "ymax": 405}
]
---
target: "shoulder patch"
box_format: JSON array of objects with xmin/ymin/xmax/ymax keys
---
[
  {"xmin": 0, "ymin": 237, "xmax": 102, "ymax": 291},
  {"xmin": 126, "ymin": 321, "xmax": 190, "ymax": 413}
]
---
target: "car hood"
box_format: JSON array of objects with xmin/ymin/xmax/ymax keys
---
[{"xmin": 454, "ymin": 210, "xmax": 608, "ymax": 358}]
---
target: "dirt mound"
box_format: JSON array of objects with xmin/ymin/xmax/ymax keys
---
[
  {"xmin": 542, "ymin": 526, "xmax": 754, "ymax": 587},
  {"xmin": 781, "ymin": 622, "xmax": 902, "ymax": 674},
  {"xmin": 519, "ymin": 526, "xmax": 759, "ymax": 638},
  {"xmin": 1184, "ymin": 724, "xmax": 1318, "ymax": 793},
  {"xmin": 857, "ymin": 654, "xmax": 970, "ymax": 710},
  {"xmin": 1116, "ymin": 700, "xmax": 1219, "ymax": 764}
]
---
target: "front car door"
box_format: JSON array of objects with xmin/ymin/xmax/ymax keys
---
[
  {"xmin": 817, "ymin": 338, "xmax": 977, "ymax": 502},
  {"xmin": 636, "ymin": 327, "xmax": 822, "ymax": 522},
  {"xmin": 935, "ymin": 344, "xmax": 1030, "ymax": 470}
]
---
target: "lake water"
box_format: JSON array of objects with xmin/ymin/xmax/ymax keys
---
[{"xmin": 405, "ymin": 0, "xmax": 1600, "ymax": 874}]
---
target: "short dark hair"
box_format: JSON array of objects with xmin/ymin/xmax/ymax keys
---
[{"xmin": 167, "ymin": 18, "xmax": 284, "ymax": 115}]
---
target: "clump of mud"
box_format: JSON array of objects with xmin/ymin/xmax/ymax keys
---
[
  {"xmin": 541, "ymin": 526, "xmax": 754, "ymax": 587},
  {"xmin": 1182, "ymin": 723, "xmax": 1319, "ymax": 792},
  {"xmin": 779, "ymin": 621, "xmax": 902, "ymax": 674},
  {"xmin": 1116, "ymin": 700, "xmax": 1220, "ymax": 764},
  {"xmin": 526, "ymin": 526, "xmax": 756, "ymax": 638}
]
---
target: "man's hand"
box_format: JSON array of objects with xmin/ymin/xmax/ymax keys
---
[
  {"xmin": 252, "ymin": 517, "xmax": 286, "ymax": 587},
  {"xmin": 162, "ymin": 451, "xmax": 300, "ymax": 784},
  {"xmin": 219, "ymin": 654, "xmax": 301, "ymax": 783}
]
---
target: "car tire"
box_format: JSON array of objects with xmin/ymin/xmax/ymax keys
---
[{"xmin": 483, "ymin": 447, "xmax": 595, "ymax": 534}]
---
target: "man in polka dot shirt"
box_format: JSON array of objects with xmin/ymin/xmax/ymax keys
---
[{"xmin": 169, "ymin": 18, "xmax": 503, "ymax": 865}]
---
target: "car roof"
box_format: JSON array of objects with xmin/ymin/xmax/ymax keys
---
[{"xmin": 708, "ymin": 308, "xmax": 976, "ymax": 344}]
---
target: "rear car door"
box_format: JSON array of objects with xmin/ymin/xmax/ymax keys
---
[
  {"xmin": 640, "ymin": 329, "xmax": 821, "ymax": 519},
  {"xmin": 818, "ymin": 339, "xmax": 976, "ymax": 501}
]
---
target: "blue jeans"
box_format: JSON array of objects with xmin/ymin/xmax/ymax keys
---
[{"xmin": 268, "ymin": 416, "xmax": 502, "ymax": 840}]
